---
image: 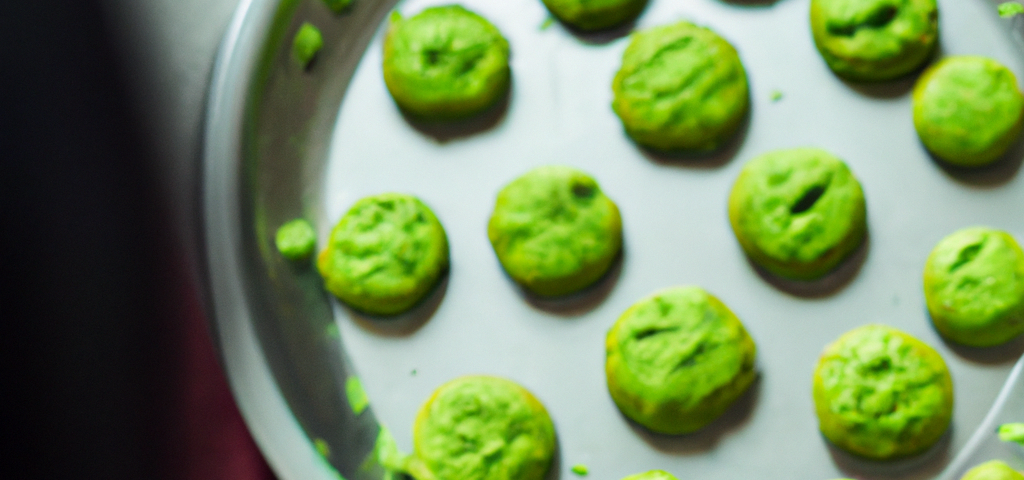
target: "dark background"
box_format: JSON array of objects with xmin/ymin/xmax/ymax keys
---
[{"xmin": 1, "ymin": 1, "xmax": 275, "ymax": 478}]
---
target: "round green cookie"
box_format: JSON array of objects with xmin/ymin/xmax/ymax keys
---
[
  {"xmin": 813, "ymin": 325, "xmax": 954, "ymax": 460},
  {"xmin": 488, "ymin": 165, "xmax": 622, "ymax": 297},
  {"xmin": 913, "ymin": 56, "xmax": 1024, "ymax": 167},
  {"xmin": 275, "ymin": 218, "xmax": 316, "ymax": 261},
  {"xmin": 412, "ymin": 375, "xmax": 556, "ymax": 480},
  {"xmin": 621, "ymin": 471, "xmax": 679, "ymax": 480},
  {"xmin": 541, "ymin": 0, "xmax": 648, "ymax": 32},
  {"xmin": 923, "ymin": 227, "xmax": 1024, "ymax": 347},
  {"xmin": 605, "ymin": 286, "xmax": 757, "ymax": 434},
  {"xmin": 382, "ymin": 5, "xmax": 510, "ymax": 120},
  {"xmin": 611, "ymin": 21, "xmax": 749, "ymax": 152},
  {"xmin": 810, "ymin": 0, "xmax": 938, "ymax": 81},
  {"xmin": 728, "ymin": 148, "xmax": 867, "ymax": 281},
  {"xmin": 960, "ymin": 461, "xmax": 1024, "ymax": 480},
  {"xmin": 317, "ymin": 193, "xmax": 448, "ymax": 316}
]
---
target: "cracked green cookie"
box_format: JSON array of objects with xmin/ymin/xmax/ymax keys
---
[
  {"xmin": 605, "ymin": 286, "xmax": 757, "ymax": 434},
  {"xmin": 813, "ymin": 325, "xmax": 954, "ymax": 460},
  {"xmin": 924, "ymin": 227, "xmax": 1024, "ymax": 347},
  {"xmin": 488, "ymin": 165, "xmax": 622, "ymax": 297},
  {"xmin": 913, "ymin": 56, "xmax": 1024, "ymax": 167},
  {"xmin": 810, "ymin": 0, "xmax": 939, "ymax": 81},
  {"xmin": 412, "ymin": 376, "xmax": 555, "ymax": 480},
  {"xmin": 382, "ymin": 5, "xmax": 510, "ymax": 120},
  {"xmin": 728, "ymin": 148, "xmax": 867, "ymax": 281},
  {"xmin": 317, "ymin": 193, "xmax": 448, "ymax": 315},
  {"xmin": 611, "ymin": 21, "xmax": 749, "ymax": 152},
  {"xmin": 960, "ymin": 461, "xmax": 1024, "ymax": 480},
  {"xmin": 541, "ymin": 0, "xmax": 648, "ymax": 32}
]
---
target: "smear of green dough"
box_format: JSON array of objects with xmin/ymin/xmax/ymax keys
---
[
  {"xmin": 314, "ymin": 438, "xmax": 332, "ymax": 458},
  {"xmin": 813, "ymin": 325, "xmax": 954, "ymax": 460},
  {"xmin": 276, "ymin": 218, "xmax": 316, "ymax": 260},
  {"xmin": 1000, "ymin": 2, "xmax": 1024, "ymax": 18},
  {"xmin": 960, "ymin": 460, "xmax": 1024, "ymax": 480},
  {"xmin": 999, "ymin": 423, "xmax": 1024, "ymax": 444},
  {"xmin": 571, "ymin": 464, "xmax": 589, "ymax": 476},
  {"xmin": 292, "ymin": 23, "xmax": 323, "ymax": 70},
  {"xmin": 622, "ymin": 471, "xmax": 679, "ymax": 480},
  {"xmin": 540, "ymin": 16, "xmax": 556, "ymax": 30},
  {"xmin": 770, "ymin": 90, "xmax": 784, "ymax": 102},
  {"xmin": 346, "ymin": 377, "xmax": 369, "ymax": 415}
]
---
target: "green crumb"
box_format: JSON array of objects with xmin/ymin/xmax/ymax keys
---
[
  {"xmin": 411, "ymin": 369, "xmax": 417, "ymax": 376},
  {"xmin": 323, "ymin": 0, "xmax": 353, "ymax": 13},
  {"xmin": 1000, "ymin": 2, "xmax": 1024, "ymax": 17},
  {"xmin": 999, "ymin": 423, "xmax": 1024, "ymax": 444},
  {"xmin": 314, "ymin": 438, "xmax": 331, "ymax": 458},
  {"xmin": 770, "ymin": 90, "xmax": 783, "ymax": 102},
  {"xmin": 345, "ymin": 376, "xmax": 369, "ymax": 415},
  {"xmin": 275, "ymin": 218, "xmax": 316, "ymax": 260},
  {"xmin": 292, "ymin": 23, "xmax": 323, "ymax": 69},
  {"xmin": 571, "ymin": 464, "xmax": 589, "ymax": 476},
  {"xmin": 541, "ymin": 16, "xmax": 556, "ymax": 30}
]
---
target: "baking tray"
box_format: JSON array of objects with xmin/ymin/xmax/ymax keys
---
[{"xmin": 202, "ymin": 0, "xmax": 1024, "ymax": 479}]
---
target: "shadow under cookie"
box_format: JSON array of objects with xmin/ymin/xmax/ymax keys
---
[
  {"xmin": 344, "ymin": 274, "xmax": 449, "ymax": 337},
  {"xmin": 826, "ymin": 427, "xmax": 952, "ymax": 480},
  {"xmin": 746, "ymin": 230, "xmax": 870, "ymax": 299},
  {"xmin": 638, "ymin": 103, "xmax": 751, "ymax": 170},
  {"xmin": 518, "ymin": 249, "xmax": 624, "ymax": 317},
  {"xmin": 400, "ymin": 75, "xmax": 514, "ymax": 143}
]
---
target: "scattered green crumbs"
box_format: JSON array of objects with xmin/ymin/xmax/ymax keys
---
[
  {"xmin": 314, "ymin": 438, "xmax": 332, "ymax": 458},
  {"xmin": 541, "ymin": 16, "xmax": 556, "ymax": 30},
  {"xmin": 275, "ymin": 218, "xmax": 316, "ymax": 260},
  {"xmin": 571, "ymin": 464, "xmax": 589, "ymax": 476},
  {"xmin": 999, "ymin": 423, "xmax": 1024, "ymax": 444},
  {"xmin": 1000, "ymin": 2, "xmax": 1024, "ymax": 17},
  {"xmin": 345, "ymin": 376, "xmax": 369, "ymax": 415},
  {"xmin": 770, "ymin": 90, "xmax": 784, "ymax": 102},
  {"xmin": 322, "ymin": 0, "xmax": 353, "ymax": 13},
  {"xmin": 292, "ymin": 23, "xmax": 324, "ymax": 69}
]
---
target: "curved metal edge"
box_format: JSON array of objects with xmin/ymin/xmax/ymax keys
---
[
  {"xmin": 202, "ymin": 0, "xmax": 337, "ymax": 478},
  {"xmin": 938, "ymin": 354, "xmax": 1024, "ymax": 480}
]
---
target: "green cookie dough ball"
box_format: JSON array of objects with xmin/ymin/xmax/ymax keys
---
[
  {"xmin": 813, "ymin": 325, "xmax": 954, "ymax": 460},
  {"xmin": 810, "ymin": 0, "xmax": 938, "ymax": 81},
  {"xmin": 621, "ymin": 471, "xmax": 679, "ymax": 480},
  {"xmin": 317, "ymin": 193, "xmax": 449, "ymax": 315},
  {"xmin": 541, "ymin": 0, "xmax": 648, "ymax": 32},
  {"xmin": 960, "ymin": 461, "xmax": 1024, "ymax": 480},
  {"xmin": 728, "ymin": 148, "xmax": 867, "ymax": 281},
  {"xmin": 488, "ymin": 165, "xmax": 622, "ymax": 297},
  {"xmin": 292, "ymin": 22, "xmax": 324, "ymax": 69},
  {"xmin": 605, "ymin": 286, "xmax": 757, "ymax": 434},
  {"xmin": 275, "ymin": 218, "xmax": 317, "ymax": 260},
  {"xmin": 1000, "ymin": 423, "xmax": 1024, "ymax": 444},
  {"xmin": 382, "ymin": 5, "xmax": 510, "ymax": 120},
  {"xmin": 923, "ymin": 227, "xmax": 1024, "ymax": 347},
  {"xmin": 612, "ymin": 21, "xmax": 749, "ymax": 152},
  {"xmin": 412, "ymin": 375, "xmax": 556, "ymax": 480},
  {"xmin": 913, "ymin": 56, "xmax": 1024, "ymax": 167}
]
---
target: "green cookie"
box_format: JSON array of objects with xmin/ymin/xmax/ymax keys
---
[
  {"xmin": 810, "ymin": 0, "xmax": 939, "ymax": 81},
  {"xmin": 813, "ymin": 325, "xmax": 954, "ymax": 460},
  {"xmin": 541, "ymin": 0, "xmax": 648, "ymax": 32},
  {"xmin": 612, "ymin": 21, "xmax": 749, "ymax": 152},
  {"xmin": 382, "ymin": 5, "xmax": 510, "ymax": 120},
  {"xmin": 317, "ymin": 193, "xmax": 448, "ymax": 315},
  {"xmin": 412, "ymin": 376, "xmax": 556, "ymax": 480},
  {"xmin": 621, "ymin": 471, "xmax": 679, "ymax": 480},
  {"xmin": 913, "ymin": 56, "xmax": 1024, "ymax": 167},
  {"xmin": 960, "ymin": 461, "xmax": 1024, "ymax": 480},
  {"xmin": 923, "ymin": 227, "xmax": 1024, "ymax": 347},
  {"xmin": 728, "ymin": 148, "xmax": 867, "ymax": 281},
  {"xmin": 605, "ymin": 286, "xmax": 757, "ymax": 434},
  {"xmin": 488, "ymin": 165, "xmax": 622, "ymax": 297}
]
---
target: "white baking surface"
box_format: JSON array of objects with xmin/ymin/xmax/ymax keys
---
[{"xmin": 323, "ymin": 0, "xmax": 1024, "ymax": 478}]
